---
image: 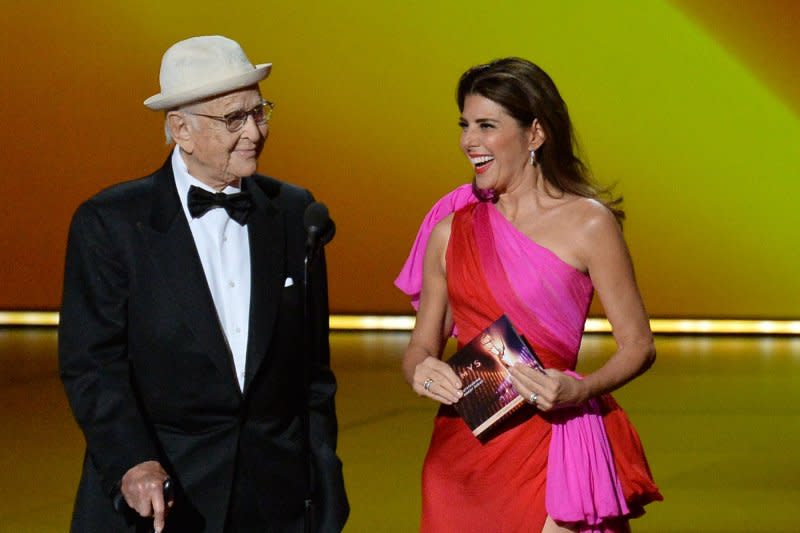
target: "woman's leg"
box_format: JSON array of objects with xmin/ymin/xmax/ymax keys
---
[{"xmin": 542, "ymin": 515, "xmax": 631, "ymax": 533}]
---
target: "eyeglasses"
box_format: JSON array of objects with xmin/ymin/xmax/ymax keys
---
[{"xmin": 188, "ymin": 100, "xmax": 275, "ymax": 132}]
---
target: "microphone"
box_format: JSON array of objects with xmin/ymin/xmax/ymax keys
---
[{"xmin": 304, "ymin": 202, "xmax": 335, "ymax": 264}]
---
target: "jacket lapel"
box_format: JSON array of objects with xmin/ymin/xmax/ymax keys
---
[
  {"xmin": 140, "ymin": 162, "xmax": 239, "ymax": 387},
  {"xmin": 242, "ymin": 178, "xmax": 285, "ymax": 393}
]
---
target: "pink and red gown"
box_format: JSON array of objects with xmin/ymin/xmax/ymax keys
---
[{"xmin": 396, "ymin": 185, "xmax": 662, "ymax": 532}]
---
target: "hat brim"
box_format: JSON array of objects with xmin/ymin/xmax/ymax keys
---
[{"xmin": 144, "ymin": 63, "xmax": 272, "ymax": 110}]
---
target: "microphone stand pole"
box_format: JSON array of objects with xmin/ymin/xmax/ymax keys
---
[{"xmin": 301, "ymin": 235, "xmax": 319, "ymax": 533}]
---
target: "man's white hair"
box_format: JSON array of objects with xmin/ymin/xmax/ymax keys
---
[
  {"xmin": 163, "ymin": 103, "xmax": 201, "ymax": 145},
  {"xmin": 164, "ymin": 116, "xmax": 174, "ymax": 145}
]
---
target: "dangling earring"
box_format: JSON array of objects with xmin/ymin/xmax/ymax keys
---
[{"xmin": 529, "ymin": 148, "xmax": 537, "ymax": 166}]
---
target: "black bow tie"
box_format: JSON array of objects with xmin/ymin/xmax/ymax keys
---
[{"xmin": 187, "ymin": 185, "xmax": 254, "ymax": 225}]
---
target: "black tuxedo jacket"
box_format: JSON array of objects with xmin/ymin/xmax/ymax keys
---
[{"xmin": 58, "ymin": 160, "xmax": 348, "ymax": 532}]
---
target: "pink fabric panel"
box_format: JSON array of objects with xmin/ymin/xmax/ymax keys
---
[
  {"xmin": 485, "ymin": 203, "xmax": 593, "ymax": 367},
  {"xmin": 546, "ymin": 375, "xmax": 630, "ymax": 527},
  {"xmin": 394, "ymin": 184, "xmax": 477, "ymax": 309},
  {"xmin": 470, "ymin": 204, "xmax": 628, "ymax": 527}
]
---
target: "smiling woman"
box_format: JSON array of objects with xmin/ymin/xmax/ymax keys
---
[
  {"xmin": 397, "ymin": 57, "xmax": 661, "ymax": 532},
  {"xmin": 460, "ymin": 95, "xmax": 537, "ymax": 187},
  {"xmin": 456, "ymin": 58, "xmax": 623, "ymax": 221}
]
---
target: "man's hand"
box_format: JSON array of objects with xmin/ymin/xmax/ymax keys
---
[{"xmin": 120, "ymin": 460, "xmax": 172, "ymax": 532}]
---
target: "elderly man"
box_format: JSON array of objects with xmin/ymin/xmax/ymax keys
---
[{"xmin": 59, "ymin": 35, "xmax": 348, "ymax": 532}]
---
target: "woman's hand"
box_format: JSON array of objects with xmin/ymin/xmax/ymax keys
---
[
  {"xmin": 412, "ymin": 356, "xmax": 463, "ymax": 405},
  {"xmin": 509, "ymin": 364, "xmax": 587, "ymax": 412}
]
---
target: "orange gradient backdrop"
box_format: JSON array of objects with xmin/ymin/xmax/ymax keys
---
[{"xmin": 1, "ymin": 1, "xmax": 798, "ymax": 317}]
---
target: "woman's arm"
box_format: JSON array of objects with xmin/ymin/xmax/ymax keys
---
[
  {"xmin": 511, "ymin": 202, "xmax": 655, "ymax": 410},
  {"xmin": 402, "ymin": 215, "xmax": 463, "ymax": 404},
  {"xmin": 577, "ymin": 204, "xmax": 655, "ymax": 396}
]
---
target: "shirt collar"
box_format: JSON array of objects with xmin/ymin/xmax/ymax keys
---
[{"xmin": 171, "ymin": 145, "xmax": 243, "ymax": 220}]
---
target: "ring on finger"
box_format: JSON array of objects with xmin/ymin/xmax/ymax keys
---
[
  {"xmin": 528, "ymin": 392, "xmax": 538, "ymax": 404},
  {"xmin": 423, "ymin": 378, "xmax": 434, "ymax": 391}
]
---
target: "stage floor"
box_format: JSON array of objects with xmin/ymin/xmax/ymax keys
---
[{"xmin": 1, "ymin": 329, "xmax": 798, "ymax": 532}]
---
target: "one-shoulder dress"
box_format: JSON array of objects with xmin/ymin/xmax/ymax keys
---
[{"xmin": 396, "ymin": 185, "xmax": 662, "ymax": 532}]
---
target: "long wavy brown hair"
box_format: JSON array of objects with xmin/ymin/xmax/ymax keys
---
[{"xmin": 457, "ymin": 57, "xmax": 624, "ymax": 223}]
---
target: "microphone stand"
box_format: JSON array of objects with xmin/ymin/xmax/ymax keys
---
[{"xmin": 301, "ymin": 231, "xmax": 321, "ymax": 533}]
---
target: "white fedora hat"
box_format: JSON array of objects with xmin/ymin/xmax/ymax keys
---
[{"xmin": 144, "ymin": 35, "xmax": 271, "ymax": 110}]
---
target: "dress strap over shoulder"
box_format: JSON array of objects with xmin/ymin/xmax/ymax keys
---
[{"xmin": 394, "ymin": 183, "xmax": 478, "ymax": 309}]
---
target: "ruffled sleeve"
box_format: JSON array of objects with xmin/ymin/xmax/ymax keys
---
[{"xmin": 394, "ymin": 183, "xmax": 478, "ymax": 309}]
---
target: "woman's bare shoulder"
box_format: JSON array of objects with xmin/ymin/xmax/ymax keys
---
[
  {"xmin": 555, "ymin": 197, "xmax": 625, "ymax": 269},
  {"xmin": 426, "ymin": 212, "xmax": 455, "ymax": 260},
  {"xmin": 565, "ymin": 197, "xmax": 620, "ymax": 236},
  {"xmin": 430, "ymin": 212, "xmax": 455, "ymax": 243}
]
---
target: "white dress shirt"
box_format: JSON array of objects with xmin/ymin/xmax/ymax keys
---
[{"xmin": 171, "ymin": 146, "xmax": 251, "ymax": 391}]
